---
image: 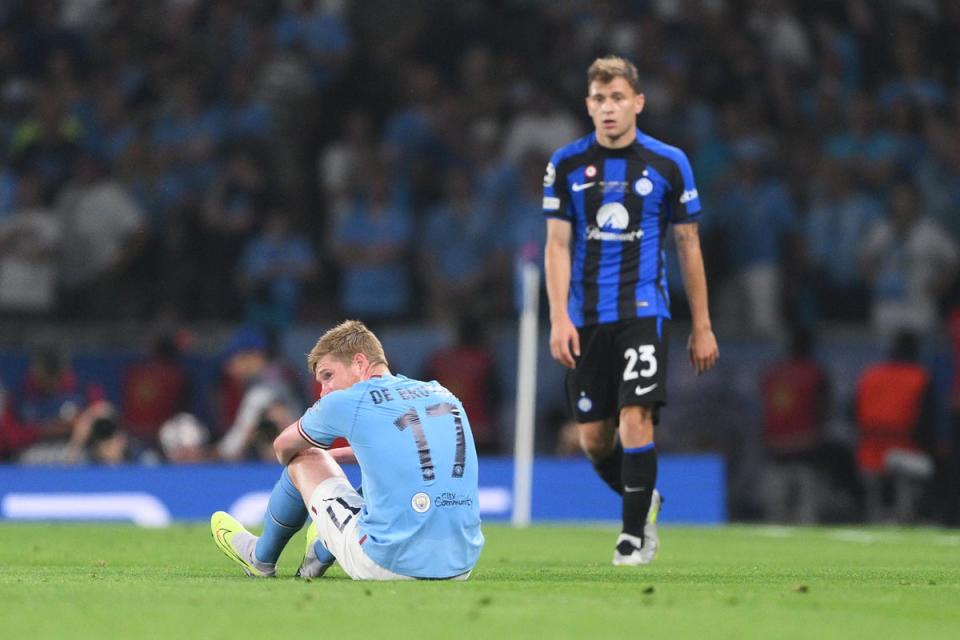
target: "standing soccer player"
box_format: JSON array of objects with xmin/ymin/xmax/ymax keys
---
[
  {"xmin": 543, "ymin": 56, "xmax": 719, "ymax": 565},
  {"xmin": 211, "ymin": 320, "xmax": 483, "ymax": 580}
]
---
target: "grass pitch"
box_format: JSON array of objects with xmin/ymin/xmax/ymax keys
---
[{"xmin": 0, "ymin": 523, "xmax": 958, "ymax": 639}]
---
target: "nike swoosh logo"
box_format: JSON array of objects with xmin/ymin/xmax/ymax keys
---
[
  {"xmin": 635, "ymin": 383, "xmax": 658, "ymax": 396},
  {"xmin": 571, "ymin": 181, "xmax": 595, "ymax": 192},
  {"xmin": 214, "ymin": 527, "xmax": 244, "ymax": 564}
]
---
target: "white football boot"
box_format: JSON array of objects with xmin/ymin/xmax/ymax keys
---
[
  {"xmin": 296, "ymin": 520, "xmax": 335, "ymax": 578},
  {"xmin": 612, "ymin": 489, "xmax": 662, "ymax": 566}
]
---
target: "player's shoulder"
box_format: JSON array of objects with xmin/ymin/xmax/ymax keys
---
[
  {"xmin": 633, "ymin": 130, "xmax": 692, "ymax": 167},
  {"xmin": 389, "ymin": 374, "xmax": 458, "ymax": 401},
  {"xmin": 550, "ymin": 132, "xmax": 596, "ymax": 166},
  {"xmin": 390, "ymin": 373, "xmax": 445, "ymax": 392},
  {"xmin": 313, "ymin": 386, "xmax": 360, "ymax": 415},
  {"xmin": 353, "ymin": 373, "xmax": 439, "ymax": 399}
]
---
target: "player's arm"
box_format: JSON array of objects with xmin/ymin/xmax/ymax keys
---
[
  {"xmin": 276, "ymin": 392, "xmax": 360, "ymax": 466},
  {"xmin": 545, "ymin": 218, "xmax": 580, "ymax": 369},
  {"xmin": 274, "ymin": 420, "xmax": 311, "ymax": 466},
  {"xmin": 328, "ymin": 445, "xmax": 357, "ymax": 465},
  {"xmin": 274, "ymin": 420, "xmax": 358, "ymax": 466},
  {"xmin": 673, "ymin": 221, "xmax": 719, "ymax": 374}
]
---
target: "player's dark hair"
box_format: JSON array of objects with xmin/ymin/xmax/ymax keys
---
[{"xmin": 587, "ymin": 56, "xmax": 641, "ymax": 93}]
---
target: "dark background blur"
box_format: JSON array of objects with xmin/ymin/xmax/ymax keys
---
[{"xmin": 0, "ymin": 0, "xmax": 958, "ymax": 523}]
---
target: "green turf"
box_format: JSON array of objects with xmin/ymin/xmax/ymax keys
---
[{"xmin": 0, "ymin": 523, "xmax": 958, "ymax": 639}]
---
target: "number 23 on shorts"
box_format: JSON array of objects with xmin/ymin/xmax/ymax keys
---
[{"xmin": 623, "ymin": 345, "xmax": 657, "ymax": 381}]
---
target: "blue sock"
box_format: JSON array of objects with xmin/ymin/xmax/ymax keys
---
[
  {"xmin": 255, "ymin": 468, "xmax": 308, "ymax": 564},
  {"xmin": 313, "ymin": 539, "xmax": 335, "ymax": 564}
]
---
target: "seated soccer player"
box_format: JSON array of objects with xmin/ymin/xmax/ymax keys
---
[{"xmin": 210, "ymin": 320, "xmax": 484, "ymax": 580}]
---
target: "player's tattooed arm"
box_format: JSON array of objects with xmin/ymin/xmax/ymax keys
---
[
  {"xmin": 545, "ymin": 218, "xmax": 580, "ymax": 369},
  {"xmin": 673, "ymin": 222, "xmax": 719, "ymax": 374}
]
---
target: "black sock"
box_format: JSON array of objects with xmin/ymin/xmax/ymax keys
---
[
  {"xmin": 592, "ymin": 441, "xmax": 624, "ymax": 495},
  {"xmin": 622, "ymin": 446, "xmax": 658, "ymax": 539}
]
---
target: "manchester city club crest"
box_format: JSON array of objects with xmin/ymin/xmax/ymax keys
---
[{"xmin": 411, "ymin": 492, "xmax": 431, "ymax": 513}]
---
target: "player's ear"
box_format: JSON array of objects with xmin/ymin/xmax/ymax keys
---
[
  {"xmin": 353, "ymin": 352, "xmax": 367, "ymax": 374},
  {"xmin": 635, "ymin": 93, "xmax": 645, "ymax": 115}
]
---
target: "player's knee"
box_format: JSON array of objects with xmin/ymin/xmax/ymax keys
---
[
  {"xmin": 283, "ymin": 448, "xmax": 322, "ymax": 483},
  {"xmin": 619, "ymin": 405, "xmax": 655, "ymax": 446},
  {"xmin": 620, "ymin": 405, "xmax": 654, "ymax": 425},
  {"xmin": 579, "ymin": 428, "xmax": 615, "ymax": 460},
  {"xmin": 284, "ymin": 452, "xmax": 306, "ymax": 481}
]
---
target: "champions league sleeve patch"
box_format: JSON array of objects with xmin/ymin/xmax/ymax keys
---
[{"xmin": 543, "ymin": 162, "xmax": 556, "ymax": 187}]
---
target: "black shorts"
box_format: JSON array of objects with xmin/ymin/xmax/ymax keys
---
[{"xmin": 565, "ymin": 317, "xmax": 669, "ymax": 423}]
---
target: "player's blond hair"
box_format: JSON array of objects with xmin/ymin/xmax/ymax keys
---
[
  {"xmin": 307, "ymin": 320, "xmax": 388, "ymax": 374},
  {"xmin": 587, "ymin": 55, "xmax": 641, "ymax": 93}
]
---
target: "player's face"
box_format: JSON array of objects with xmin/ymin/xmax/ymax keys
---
[
  {"xmin": 314, "ymin": 354, "xmax": 363, "ymax": 397},
  {"xmin": 586, "ymin": 77, "xmax": 644, "ymax": 147}
]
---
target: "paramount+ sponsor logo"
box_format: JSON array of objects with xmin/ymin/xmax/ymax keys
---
[
  {"xmin": 586, "ymin": 226, "xmax": 643, "ymax": 242},
  {"xmin": 585, "ymin": 202, "xmax": 643, "ymax": 242},
  {"xmin": 435, "ymin": 492, "xmax": 474, "ymax": 508}
]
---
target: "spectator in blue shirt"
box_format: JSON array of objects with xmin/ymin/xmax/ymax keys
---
[
  {"xmin": 333, "ymin": 166, "xmax": 414, "ymax": 321},
  {"xmin": 420, "ymin": 167, "xmax": 507, "ymax": 322},
  {"xmin": 711, "ymin": 141, "xmax": 799, "ymax": 338},
  {"xmin": 804, "ymin": 160, "xmax": 883, "ymax": 322},
  {"xmin": 238, "ymin": 208, "xmax": 317, "ymax": 331}
]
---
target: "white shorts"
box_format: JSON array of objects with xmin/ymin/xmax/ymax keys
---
[{"xmin": 307, "ymin": 477, "xmax": 411, "ymax": 581}]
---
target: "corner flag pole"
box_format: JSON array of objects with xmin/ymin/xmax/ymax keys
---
[{"xmin": 512, "ymin": 262, "xmax": 540, "ymax": 527}]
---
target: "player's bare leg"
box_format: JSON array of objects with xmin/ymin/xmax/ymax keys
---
[
  {"xmin": 578, "ymin": 418, "xmax": 623, "ymax": 494},
  {"xmin": 286, "ymin": 447, "xmax": 348, "ymax": 497},
  {"xmin": 613, "ymin": 405, "xmax": 662, "ymax": 566}
]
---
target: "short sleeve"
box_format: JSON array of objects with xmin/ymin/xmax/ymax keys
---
[
  {"xmin": 542, "ymin": 149, "xmax": 570, "ymax": 221},
  {"xmin": 669, "ymin": 149, "xmax": 702, "ymax": 223},
  {"xmin": 297, "ymin": 391, "xmax": 354, "ymax": 449}
]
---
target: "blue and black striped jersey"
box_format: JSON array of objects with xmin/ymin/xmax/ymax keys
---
[{"xmin": 543, "ymin": 129, "xmax": 702, "ymax": 327}]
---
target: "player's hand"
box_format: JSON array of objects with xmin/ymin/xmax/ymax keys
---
[
  {"xmin": 549, "ymin": 316, "xmax": 580, "ymax": 369},
  {"xmin": 687, "ymin": 326, "xmax": 719, "ymax": 375}
]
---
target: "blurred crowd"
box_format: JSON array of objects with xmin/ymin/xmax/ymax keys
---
[
  {"xmin": 1, "ymin": 0, "xmax": 957, "ymax": 335},
  {"xmin": 0, "ymin": 322, "xmax": 502, "ymax": 466},
  {"xmin": 0, "ymin": 328, "xmax": 303, "ymax": 465},
  {"xmin": 753, "ymin": 326, "xmax": 960, "ymax": 526},
  {"xmin": 1, "ymin": 0, "xmax": 959, "ymax": 523}
]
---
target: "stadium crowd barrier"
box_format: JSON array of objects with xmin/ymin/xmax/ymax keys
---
[{"xmin": 0, "ymin": 456, "xmax": 725, "ymax": 526}]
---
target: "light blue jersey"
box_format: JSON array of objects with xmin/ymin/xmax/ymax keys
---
[{"xmin": 298, "ymin": 374, "xmax": 484, "ymax": 578}]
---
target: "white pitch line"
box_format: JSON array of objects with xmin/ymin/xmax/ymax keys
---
[
  {"xmin": 744, "ymin": 526, "xmax": 959, "ymax": 547},
  {"xmin": 752, "ymin": 525, "xmax": 798, "ymax": 538},
  {"xmin": 828, "ymin": 529, "xmax": 882, "ymax": 544}
]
